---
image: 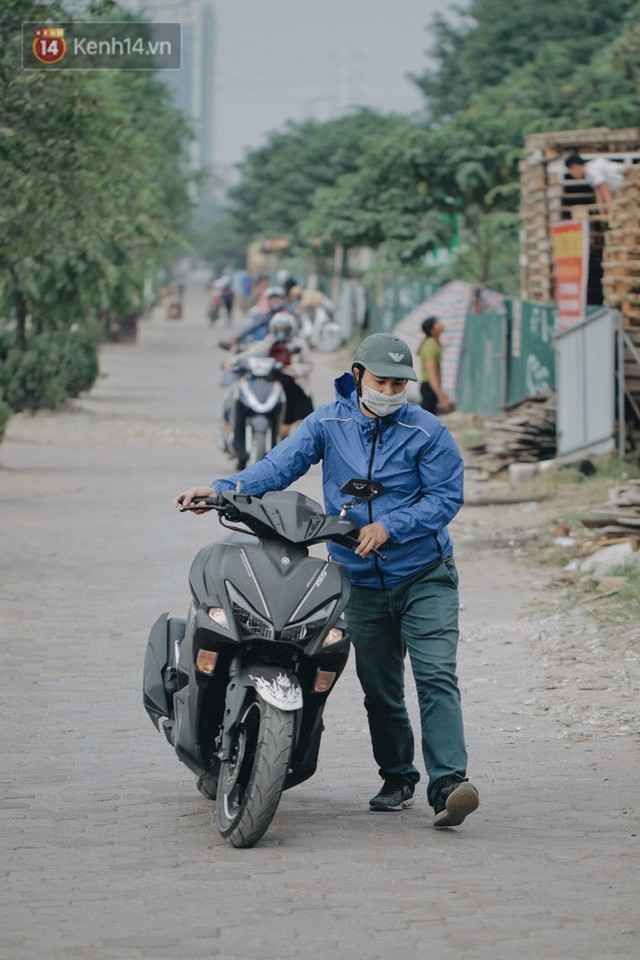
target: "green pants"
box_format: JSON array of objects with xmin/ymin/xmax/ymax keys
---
[{"xmin": 345, "ymin": 558, "xmax": 468, "ymax": 807}]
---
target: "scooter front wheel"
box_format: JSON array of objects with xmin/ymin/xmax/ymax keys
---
[
  {"xmin": 216, "ymin": 695, "xmax": 294, "ymax": 848},
  {"xmin": 248, "ymin": 430, "xmax": 268, "ymax": 465}
]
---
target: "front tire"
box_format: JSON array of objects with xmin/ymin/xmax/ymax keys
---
[
  {"xmin": 248, "ymin": 430, "xmax": 267, "ymax": 465},
  {"xmin": 216, "ymin": 696, "xmax": 294, "ymax": 848}
]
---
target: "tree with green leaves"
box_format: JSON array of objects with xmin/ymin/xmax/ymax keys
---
[
  {"xmin": 0, "ymin": 0, "xmax": 194, "ymax": 425},
  {"xmin": 0, "ymin": 0, "xmax": 193, "ymax": 349},
  {"xmin": 414, "ymin": 0, "xmax": 639, "ymax": 119},
  {"xmin": 228, "ymin": 109, "xmax": 400, "ymax": 255},
  {"xmin": 299, "ymin": 120, "xmax": 459, "ymax": 269},
  {"xmin": 222, "ymin": 0, "xmax": 640, "ymax": 293}
]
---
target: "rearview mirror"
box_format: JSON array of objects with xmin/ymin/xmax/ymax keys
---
[
  {"xmin": 339, "ymin": 478, "xmax": 386, "ymax": 516},
  {"xmin": 339, "ymin": 478, "xmax": 385, "ymax": 501}
]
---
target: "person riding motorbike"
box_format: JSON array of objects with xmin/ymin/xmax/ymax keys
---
[
  {"xmin": 276, "ymin": 268, "xmax": 299, "ymax": 296},
  {"xmin": 225, "ymin": 286, "xmax": 286, "ymax": 348},
  {"xmin": 233, "ymin": 311, "xmax": 313, "ymax": 439}
]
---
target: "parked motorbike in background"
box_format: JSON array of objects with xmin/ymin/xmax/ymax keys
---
[
  {"xmin": 298, "ymin": 301, "xmax": 343, "ymax": 353},
  {"xmin": 142, "ymin": 480, "xmax": 384, "ymax": 848}
]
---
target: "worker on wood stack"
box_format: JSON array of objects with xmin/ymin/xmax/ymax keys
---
[{"xmin": 565, "ymin": 153, "xmax": 626, "ymax": 219}]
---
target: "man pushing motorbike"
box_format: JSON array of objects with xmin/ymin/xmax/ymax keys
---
[{"xmin": 176, "ymin": 333, "xmax": 479, "ymax": 828}]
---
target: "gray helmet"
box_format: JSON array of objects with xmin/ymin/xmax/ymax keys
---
[
  {"xmin": 269, "ymin": 311, "xmax": 298, "ymax": 340},
  {"xmin": 353, "ymin": 333, "xmax": 417, "ymax": 381}
]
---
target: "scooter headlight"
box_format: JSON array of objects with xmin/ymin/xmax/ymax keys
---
[
  {"xmin": 208, "ymin": 607, "xmax": 229, "ymax": 629},
  {"xmin": 246, "ymin": 356, "xmax": 275, "ymax": 376},
  {"xmin": 226, "ymin": 583, "xmax": 274, "ymax": 640},
  {"xmin": 280, "ymin": 600, "xmax": 337, "ymax": 643},
  {"xmin": 322, "ymin": 627, "xmax": 344, "ymax": 648}
]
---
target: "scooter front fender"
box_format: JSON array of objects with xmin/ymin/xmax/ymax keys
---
[
  {"xmin": 221, "ymin": 664, "xmax": 302, "ymax": 760},
  {"xmin": 248, "ymin": 667, "xmax": 303, "ymax": 710},
  {"xmin": 247, "ymin": 414, "xmax": 271, "ymax": 435}
]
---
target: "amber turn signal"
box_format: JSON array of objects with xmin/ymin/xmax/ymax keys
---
[
  {"xmin": 312, "ymin": 669, "xmax": 336, "ymax": 694},
  {"xmin": 196, "ymin": 650, "xmax": 218, "ymax": 675}
]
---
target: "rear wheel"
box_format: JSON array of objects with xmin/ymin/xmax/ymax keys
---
[{"xmin": 216, "ymin": 696, "xmax": 294, "ymax": 848}]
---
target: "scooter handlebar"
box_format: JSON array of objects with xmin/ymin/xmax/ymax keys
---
[
  {"xmin": 177, "ymin": 494, "xmax": 225, "ymax": 512},
  {"xmin": 177, "ymin": 492, "xmax": 386, "ymax": 559},
  {"xmin": 338, "ymin": 531, "xmax": 387, "ymax": 563}
]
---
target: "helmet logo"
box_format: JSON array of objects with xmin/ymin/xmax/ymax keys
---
[{"xmin": 388, "ymin": 352, "xmax": 405, "ymax": 362}]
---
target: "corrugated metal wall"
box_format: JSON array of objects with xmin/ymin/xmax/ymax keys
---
[
  {"xmin": 331, "ymin": 275, "xmax": 559, "ymax": 416},
  {"xmin": 366, "ymin": 278, "xmax": 441, "ymax": 333},
  {"xmin": 456, "ymin": 313, "xmax": 506, "ymax": 417},
  {"xmin": 505, "ymin": 300, "xmax": 556, "ymax": 407},
  {"xmin": 455, "ymin": 300, "xmax": 557, "ymax": 416},
  {"xmin": 555, "ymin": 309, "xmax": 616, "ymax": 458}
]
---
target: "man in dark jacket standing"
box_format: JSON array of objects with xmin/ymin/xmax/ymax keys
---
[{"xmin": 176, "ymin": 333, "xmax": 479, "ymax": 827}]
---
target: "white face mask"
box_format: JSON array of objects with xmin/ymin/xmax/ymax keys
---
[{"xmin": 361, "ymin": 384, "xmax": 407, "ymax": 417}]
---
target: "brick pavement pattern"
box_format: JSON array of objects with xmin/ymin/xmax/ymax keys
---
[{"xmin": 1, "ymin": 277, "xmax": 638, "ymax": 959}]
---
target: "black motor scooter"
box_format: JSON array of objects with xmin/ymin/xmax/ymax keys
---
[{"xmin": 143, "ymin": 480, "xmax": 384, "ymax": 848}]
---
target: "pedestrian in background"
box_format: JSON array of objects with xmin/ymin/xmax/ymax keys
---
[
  {"xmin": 418, "ymin": 316, "xmax": 454, "ymax": 415},
  {"xmin": 219, "ymin": 277, "xmax": 234, "ymax": 324},
  {"xmin": 251, "ymin": 274, "xmax": 270, "ymax": 314}
]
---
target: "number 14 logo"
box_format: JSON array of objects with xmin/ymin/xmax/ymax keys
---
[{"xmin": 33, "ymin": 27, "xmax": 67, "ymax": 64}]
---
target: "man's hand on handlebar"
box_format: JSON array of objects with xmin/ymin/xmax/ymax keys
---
[
  {"xmin": 173, "ymin": 486, "xmax": 219, "ymax": 513},
  {"xmin": 354, "ymin": 522, "xmax": 388, "ymax": 558}
]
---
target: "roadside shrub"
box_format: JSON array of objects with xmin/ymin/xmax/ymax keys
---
[
  {"xmin": 57, "ymin": 329, "xmax": 100, "ymax": 397},
  {"xmin": 0, "ymin": 327, "xmax": 100, "ymax": 412},
  {"xmin": 0, "ymin": 342, "xmax": 67, "ymax": 411}
]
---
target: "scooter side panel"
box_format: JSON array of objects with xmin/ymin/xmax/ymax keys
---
[
  {"xmin": 143, "ymin": 613, "xmax": 185, "ymax": 729},
  {"xmin": 173, "ymin": 685, "xmax": 206, "ymax": 775}
]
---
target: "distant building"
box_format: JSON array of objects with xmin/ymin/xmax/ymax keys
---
[{"xmin": 125, "ymin": 0, "xmax": 215, "ymax": 179}]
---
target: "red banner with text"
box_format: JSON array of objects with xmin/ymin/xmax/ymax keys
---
[{"xmin": 549, "ymin": 221, "xmax": 590, "ymax": 332}]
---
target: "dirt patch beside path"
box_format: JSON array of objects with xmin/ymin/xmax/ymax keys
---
[{"xmin": 455, "ymin": 468, "xmax": 640, "ymax": 743}]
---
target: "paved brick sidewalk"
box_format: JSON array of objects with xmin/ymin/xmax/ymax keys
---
[{"xmin": 1, "ymin": 277, "xmax": 638, "ymax": 959}]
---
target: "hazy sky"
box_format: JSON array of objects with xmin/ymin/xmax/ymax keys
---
[{"xmin": 211, "ymin": 0, "xmax": 459, "ymax": 172}]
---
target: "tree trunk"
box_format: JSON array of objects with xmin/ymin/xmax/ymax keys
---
[
  {"xmin": 9, "ymin": 268, "xmax": 27, "ymax": 351},
  {"xmin": 480, "ymin": 217, "xmax": 492, "ymax": 286}
]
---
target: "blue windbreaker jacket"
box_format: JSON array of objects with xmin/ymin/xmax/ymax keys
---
[{"xmin": 212, "ymin": 373, "xmax": 464, "ymax": 588}]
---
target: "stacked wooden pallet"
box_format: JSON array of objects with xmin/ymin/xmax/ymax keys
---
[
  {"xmin": 520, "ymin": 127, "xmax": 640, "ymax": 304},
  {"xmin": 603, "ymin": 167, "xmax": 640, "ymax": 327},
  {"xmin": 464, "ymin": 392, "xmax": 557, "ymax": 476},
  {"xmin": 519, "ymin": 134, "xmax": 566, "ymax": 304},
  {"xmin": 580, "ymin": 480, "xmax": 640, "ymax": 547}
]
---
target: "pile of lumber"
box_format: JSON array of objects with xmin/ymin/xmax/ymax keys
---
[
  {"xmin": 464, "ymin": 392, "xmax": 557, "ymax": 475},
  {"xmin": 580, "ymin": 479, "xmax": 640, "ymax": 547},
  {"xmin": 602, "ymin": 170, "xmax": 640, "ymax": 457},
  {"xmin": 603, "ymin": 167, "xmax": 640, "ymax": 327},
  {"xmin": 519, "ymin": 141, "xmax": 562, "ymax": 304}
]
